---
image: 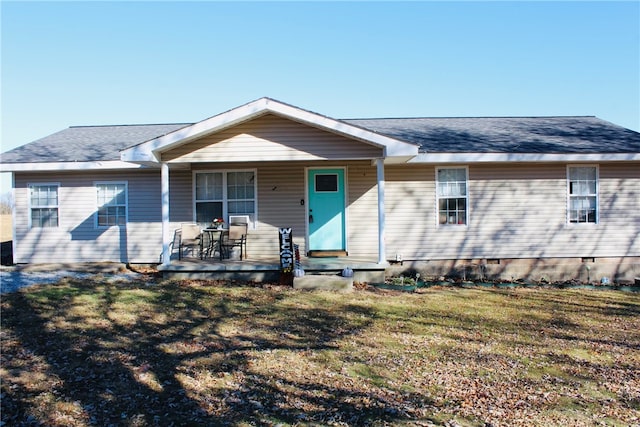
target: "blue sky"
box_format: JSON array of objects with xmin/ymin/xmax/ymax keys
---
[{"xmin": 1, "ymin": 1, "xmax": 639, "ymax": 193}]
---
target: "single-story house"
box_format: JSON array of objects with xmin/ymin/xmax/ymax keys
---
[{"xmin": 2, "ymin": 97, "xmax": 639, "ymax": 281}]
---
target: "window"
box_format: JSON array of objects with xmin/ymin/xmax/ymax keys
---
[
  {"xmin": 315, "ymin": 174, "xmax": 338, "ymax": 192},
  {"xmin": 96, "ymin": 182, "xmax": 127, "ymax": 227},
  {"xmin": 195, "ymin": 170, "xmax": 256, "ymax": 228},
  {"xmin": 30, "ymin": 184, "xmax": 59, "ymax": 228},
  {"xmin": 195, "ymin": 172, "xmax": 224, "ymax": 223},
  {"xmin": 568, "ymin": 166, "xmax": 598, "ymax": 224},
  {"xmin": 437, "ymin": 168, "xmax": 468, "ymax": 225}
]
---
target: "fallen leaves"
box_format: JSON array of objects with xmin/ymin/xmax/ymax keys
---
[{"xmin": 1, "ymin": 279, "xmax": 639, "ymax": 426}]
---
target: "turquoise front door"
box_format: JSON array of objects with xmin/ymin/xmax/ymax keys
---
[{"xmin": 308, "ymin": 168, "xmax": 346, "ymax": 252}]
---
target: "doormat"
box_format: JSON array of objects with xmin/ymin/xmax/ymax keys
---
[{"xmin": 308, "ymin": 250, "xmax": 348, "ymax": 257}]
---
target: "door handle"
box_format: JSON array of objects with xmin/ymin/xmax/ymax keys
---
[{"xmin": 309, "ymin": 209, "xmax": 313, "ymax": 223}]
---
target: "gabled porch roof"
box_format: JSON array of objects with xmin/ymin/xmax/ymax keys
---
[{"xmin": 120, "ymin": 97, "xmax": 419, "ymax": 165}]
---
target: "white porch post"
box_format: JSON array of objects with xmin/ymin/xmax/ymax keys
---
[
  {"xmin": 376, "ymin": 158, "xmax": 387, "ymax": 264},
  {"xmin": 161, "ymin": 162, "xmax": 171, "ymax": 266}
]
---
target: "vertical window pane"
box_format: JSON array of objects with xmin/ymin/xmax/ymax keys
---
[
  {"xmin": 568, "ymin": 167, "xmax": 597, "ymax": 223},
  {"xmin": 196, "ymin": 173, "xmax": 223, "ymax": 200},
  {"xmin": 437, "ymin": 168, "xmax": 468, "ymax": 226},
  {"xmin": 228, "ymin": 172, "xmax": 255, "ymax": 199},
  {"xmin": 96, "ymin": 183, "xmax": 127, "ymax": 227},
  {"xmin": 30, "ymin": 185, "xmax": 59, "ymax": 228},
  {"xmin": 196, "ymin": 202, "xmax": 223, "ymax": 224}
]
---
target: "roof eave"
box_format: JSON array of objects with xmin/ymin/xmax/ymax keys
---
[
  {"xmin": 1, "ymin": 160, "xmax": 150, "ymax": 172},
  {"xmin": 410, "ymin": 152, "xmax": 640, "ymax": 164}
]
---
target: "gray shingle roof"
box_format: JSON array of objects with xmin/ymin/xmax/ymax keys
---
[
  {"xmin": 344, "ymin": 116, "xmax": 640, "ymax": 154},
  {"xmin": 0, "ymin": 123, "xmax": 190, "ymax": 163},
  {"xmin": 2, "ymin": 115, "xmax": 639, "ymax": 164}
]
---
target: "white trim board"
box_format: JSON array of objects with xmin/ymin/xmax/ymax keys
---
[{"xmin": 410, "ymin": 153, "xmax": 640, "ymax": 164}]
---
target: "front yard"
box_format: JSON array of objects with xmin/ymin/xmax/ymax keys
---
[{"xmin": 1, "ymin": 275, "xmax": 639, "ymax": 426}]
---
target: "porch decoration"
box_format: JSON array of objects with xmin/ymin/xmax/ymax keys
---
[
  {"xmin": 279, "ymin": 228, "xmax": 293, "ymax": 273},
  {"xmin": 212, "ymin": 218, "xmax": 225, "ymax": 229},
  {"xmin": 279, "ymin": 227, "xmax": 294, "ymax": 285},
  {"xmin": 293, "ymin": 244, "xmax": 304, "ymax": 276}
]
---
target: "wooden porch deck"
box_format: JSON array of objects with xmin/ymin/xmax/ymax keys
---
[{"xmin": 158, "ymin": 256, "xmax": 386, "ymax": 283}]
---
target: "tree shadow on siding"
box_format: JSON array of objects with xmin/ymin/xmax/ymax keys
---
[{"xmin": 385, "ymin": 165, "xmax": 639, "ymax": 283}]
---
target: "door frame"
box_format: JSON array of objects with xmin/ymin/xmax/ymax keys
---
[{"xmin": 305, "ymin": 166, "xmax": 349, "ymax": 255}]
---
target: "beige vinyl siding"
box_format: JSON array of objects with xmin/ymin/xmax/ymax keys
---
[
  {"xmin": 385, "ymin": 166, "xmax": 436, "ymax": 260},
  {"xmin": 169, "ymin": 162, "xmax": 309, "ymax": 259},
  {"xmin": 346, "ymin": 162, "xmax": 381, "ymax": 259},
  {"xmin": 11, "ymin": 161, "xmax": 380, "ymax": 264},
  {"xmin": 14, "ymin": 171, "xmax": 164, "ymax": 263},
  {"xmin": 13, "ymin": 162, "xmax": 637, "ymax": 265},
  {"xmin": 176, "ymin": 161, "xmax": 380, "ymax": 260},
  {"xmin": 385, "ymin": 163, "xmax": 640, "ymax": 260},
  {"xmin": 248, "ymin": 163, "xmax": 307, "ymax": 258},
  {"xmin": 161, "ymin": 114, "xmax": 383, "ymax": 163},
  {"xmin": 168, "ymin": 169, "xmax": 193, "ymax": 222}
]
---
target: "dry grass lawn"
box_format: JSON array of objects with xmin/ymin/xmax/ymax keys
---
[{"xmin": 1, "ymin": 275, "xmax": 639, "ymax": 426}]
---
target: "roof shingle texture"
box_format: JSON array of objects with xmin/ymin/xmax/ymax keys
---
[
  {"xmin": 0, "ymin": 124, "xmax": 189, "ymax": 163},
  {"xmin": 2, "ymin": 116, "xmax": 639, "ymax": 163},
  {"xmin": 344, "ymin": 116, "xmax": 640, "ymax": 154}
]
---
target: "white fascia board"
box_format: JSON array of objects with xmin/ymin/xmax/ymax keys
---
[
  {"xmin": 120, "ymin": 97, "xmax": 419, "ymax": 163},
  {"xmin": 1, "ymin": 160, "xmax": 149, "ymax": 172},
  {"xmin": 410, "ymin": 152, "xmax": 640, "ymax": 164}
]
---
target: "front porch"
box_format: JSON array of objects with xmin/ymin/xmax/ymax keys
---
[
  {"xmin": 158, "ymin": 256, "xmax": 386, "ymax": 283},
  {"xmin": 116, "ymin": 98, "xmax": 419, "ymax": 269}
]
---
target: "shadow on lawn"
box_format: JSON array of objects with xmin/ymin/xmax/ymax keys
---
[{"xmin": 0, "ymin": 278, "xmax": 421, "ymax": 426}]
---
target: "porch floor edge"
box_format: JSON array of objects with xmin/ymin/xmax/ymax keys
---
[{"xmin": 158, "ymin": 258, "xmax": 386, "ymax": 282}]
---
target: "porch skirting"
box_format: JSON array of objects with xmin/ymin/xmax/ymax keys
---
[
  {"xmin": 386, "ymin": 256, "xmax": 640, "ymax": 284},
  {"xmin": 158, "ymin": 258, "xmax": 386, "ymax": 283},
  {"xmin": 158, "ymin": 256, "xmax": 639, "ymax": 284}
]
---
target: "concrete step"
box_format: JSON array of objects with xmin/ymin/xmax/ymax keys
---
[{"xmin": 293, "ymin": 274, "xmax": 353, "ymax": 292}]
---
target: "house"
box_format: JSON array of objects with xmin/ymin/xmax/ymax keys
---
[{"xmin": 1, "ymin": 97, "xmax": 639, "ymax": 282}]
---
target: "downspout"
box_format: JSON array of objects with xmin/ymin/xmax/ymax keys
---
[
  {"xmin": 376, "ymin": 158, "xmax": 387, "ymax": 264},
  {"xmin": 161, "ymin": 162, "xmax": 171, "ymax": 267}
]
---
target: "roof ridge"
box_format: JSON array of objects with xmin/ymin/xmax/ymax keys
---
[{"xmin": 66, "ymin": 116, "xmax": 601, "ymax": 128}]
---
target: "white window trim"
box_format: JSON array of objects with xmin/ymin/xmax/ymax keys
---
[
  {"xmin": 193, "ymin": 169, "xmax": 258, "ymax": 229},
  {"xmin": 28, "ymin": 182, "xmax": 60, "ymax": 229},
  {"xmin": 94, "ymin": 181, "xmax": 128, "ymax": 228},
  {"xmin": 435, "ymin": 166, "xmax": 469, "ymax": 227},
  {"xmin": 566, "ymin": 164, "xmax": 599, "ymax": 225}
]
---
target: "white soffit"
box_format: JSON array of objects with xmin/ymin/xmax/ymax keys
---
[{"xmin": 120, "ymin": 98, "xmax": 418, "ymax": 163}]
